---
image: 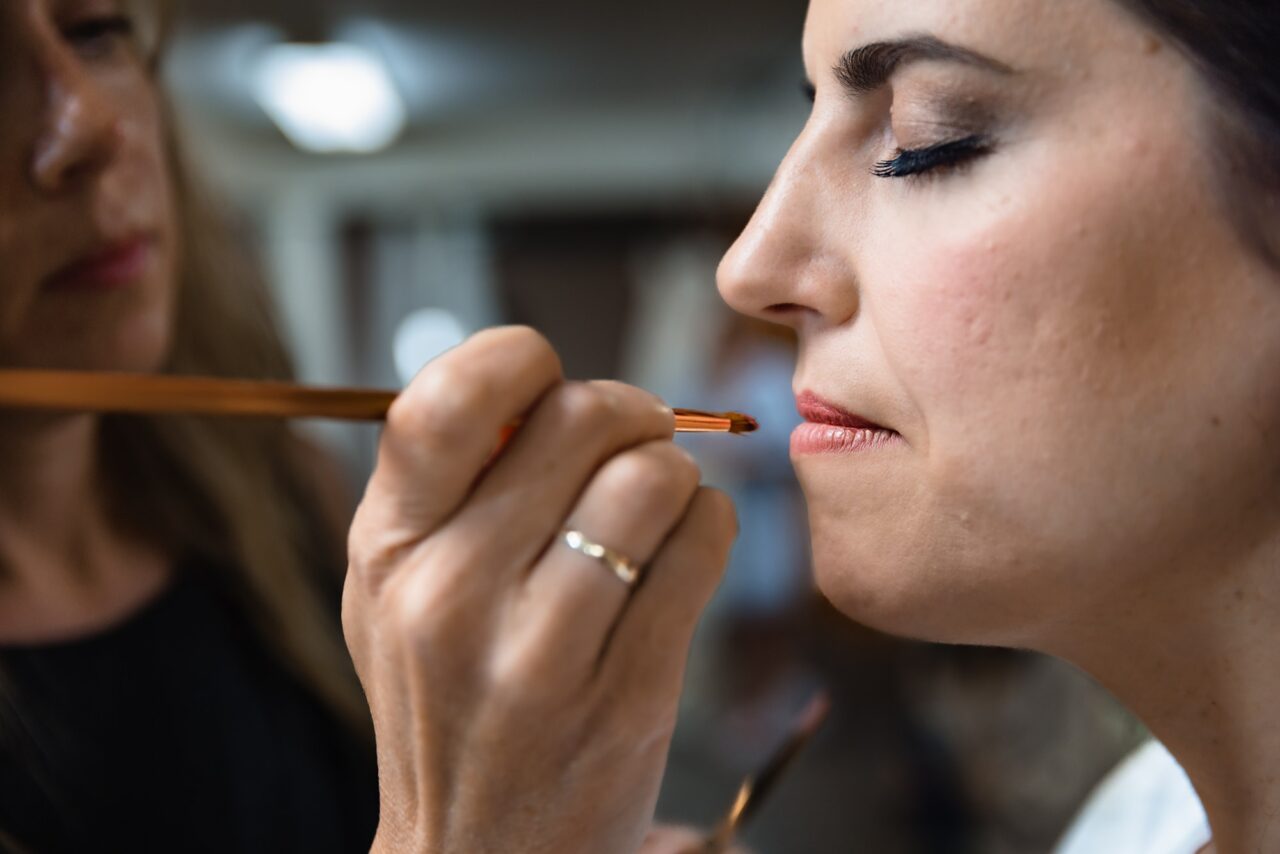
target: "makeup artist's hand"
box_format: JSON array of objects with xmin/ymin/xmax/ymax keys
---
[{"xmin": 343, "ymin": 326, "xmax": 737, "ymax": 854}]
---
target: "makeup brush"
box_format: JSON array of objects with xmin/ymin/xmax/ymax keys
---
[
  {"xmin": 702, "ymin": 691, "xmax": 832, "ymax": 853},
  {"xmin": 0, "ymin": 370, "xmax": 759, "ymax": 435}
]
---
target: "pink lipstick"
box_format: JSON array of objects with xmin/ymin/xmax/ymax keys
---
[
  {"xmin": 45, "ymin": 236, "xmax": 154, "ymax": 293},
  {"xmin": 792, "ymin": 391, "xmax": 901, "ymax": 456}
]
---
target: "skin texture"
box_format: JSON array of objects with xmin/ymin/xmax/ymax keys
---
[
  {"xmin": 0, "ymin": 0, "xmax": 176, "ymax": 373},
  {"xmin": 0, "ymin": 0, "xmax": 176, "ymax": 641},
  {"xmin": 718, "ymin": 1, "xmax": 1280, "ymax": 851}
]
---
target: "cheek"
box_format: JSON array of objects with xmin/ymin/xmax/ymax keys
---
[
  {"xmin": 0, "ymin": 174, "xmax": 45, "ymax": 346},
  {"xmin": 133, "ymin": 92, "xmax": 180, "ymax": 280},
  {"xmin": 878, "ymin": 118, "xmax": 1211, "ymax": 471},
  {"xmin": 111, "ymin": 95, "xmax": 180, "ymax": 367},
  {"xmin": 862, "ymin": 125, "xmax": 1280, "ymax": 623},
  {"xmin": 875, "ymin": 193, "xmax": 1083, "ymax": 471},
  {"xmin": 0, "ymin": 102, "xmax": 179, "ymax": 371}
]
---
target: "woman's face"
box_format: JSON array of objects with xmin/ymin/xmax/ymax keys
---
[
  {"xmin": 0, "ymin": 0, "xmax": 176, "ymax": 372},
  {"xmin": 719, "ymin": 0, "xmax": 1280, "ymax": 649}
]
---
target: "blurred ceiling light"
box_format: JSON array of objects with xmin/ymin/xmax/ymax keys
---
[
  {"xmin": 252, "ymin": 43, "xmax": 407, "ymax": 154},
  {"xmin": 394, "ymin": 309, "xmax": 470, "ymax": 384}
]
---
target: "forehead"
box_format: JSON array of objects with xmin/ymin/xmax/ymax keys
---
[{"xmin": 802, "ymin": 0, "xmax": 1153, "ymax": 76}]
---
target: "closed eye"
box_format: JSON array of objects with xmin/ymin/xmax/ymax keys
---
[{"xmin": 872, "ymin": 135, "xmax": 992, "ymax": 179}]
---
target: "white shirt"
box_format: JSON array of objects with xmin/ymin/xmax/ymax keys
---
[{"xmin": 1055, "ymin": 740, "xmax": 1211, "ymax": 854}]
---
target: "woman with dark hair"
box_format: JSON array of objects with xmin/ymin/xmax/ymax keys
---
[{"xmin": 334, "ymin": 1, "xmax": 1280, "ymax": 853}]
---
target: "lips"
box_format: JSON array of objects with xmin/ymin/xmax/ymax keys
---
[
  {"xmin": 796, "ymin": 391, "xmax": 888, "ymax": 431},
  {"xmin": 792, "ymin": 391, "xmax": 901, "ymax": 455},
  {"xmin": 44, "ymin": 235, "xmax": 155, "ymax": 293}
]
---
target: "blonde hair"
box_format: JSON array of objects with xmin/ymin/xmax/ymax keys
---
[
  {"xmin": 0, "ymin": 10, "xmax": 369, "ymax": 849},
  {"xmin": 94, "ymin": 126, "xmax": 371, "ymax": 734}
]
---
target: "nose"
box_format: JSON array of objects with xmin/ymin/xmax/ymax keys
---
[
  {"xmin": 29, "ymin": 44, "xmax": 125, "ymax": 193},
  {"xmin": 717, "ymin": 123, "xmax": 861, "ymax": 330}
]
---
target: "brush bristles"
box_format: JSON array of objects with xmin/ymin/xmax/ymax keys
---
[{"xmin": 726, "ymin": 413, "xmax": 760, "ymax": 435}]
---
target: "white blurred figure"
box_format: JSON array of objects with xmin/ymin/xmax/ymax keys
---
[{"xmin": 1056, "ymin": 740, "xmax": 1210, "ymax": 854}]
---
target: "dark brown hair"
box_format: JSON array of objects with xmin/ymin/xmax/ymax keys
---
[{"xmin": 1116, "ymin": 1, "xmax": 1280, "ymax": 259}]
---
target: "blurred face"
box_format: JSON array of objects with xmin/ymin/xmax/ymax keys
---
[
  {"xmin": 719, "ymin": 0, "xmax": 1280, "ymax": 648},
  {"xmin": 0, "ymin": 0, "xmax": 176, "ymax": 372}
]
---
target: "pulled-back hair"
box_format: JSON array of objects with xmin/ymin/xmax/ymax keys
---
[{"xmin": 1116, "ymin": 1, "xmax": 1280, "ymax": 259}]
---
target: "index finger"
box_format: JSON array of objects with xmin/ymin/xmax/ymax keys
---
[{"xmin": 361, "ymin": 326, "xmax": 563, "ymax": 537}]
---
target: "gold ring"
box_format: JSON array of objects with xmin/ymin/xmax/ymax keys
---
[{"xmin": 561, "ymin": 529, "xmax": 642, "ymax": 587}]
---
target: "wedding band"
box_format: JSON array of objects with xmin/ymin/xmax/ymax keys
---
[{"xmin": 560, "ymin": 529, "xmax": 643, "ymax": 587}]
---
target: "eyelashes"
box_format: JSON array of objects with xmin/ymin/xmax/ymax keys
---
[
  {"xmin": 795, "ymin": 81, "xmax": 995, "ymax": 181},
  {"xmin": 872, "ymin": 135, "xmax": 992, "ymax": 179}
]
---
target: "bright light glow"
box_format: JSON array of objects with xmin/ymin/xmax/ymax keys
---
[
  {"xmin": 394, "ymin": 309, "xmax": 470, "ymax": 384},
  {"xmin": 253, "ymin": 42, "xmax": 407, "ymax": 154}
]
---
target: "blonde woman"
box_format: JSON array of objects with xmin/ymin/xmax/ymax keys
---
[
  {"xmin": 0, "ymin": 4, "xmax": 730, "ymax": 853},
  {"xmin": 0, "ymin": 3, "xmax": 378, "ymax": 850}
]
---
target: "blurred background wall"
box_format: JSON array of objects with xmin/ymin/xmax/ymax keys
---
[{"xmin": 163, "ymin": 1, "xmax": 1144, "ymax": 850}]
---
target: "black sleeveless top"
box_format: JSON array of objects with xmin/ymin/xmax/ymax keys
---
[{"xmin": 0, "ymin": 560, "xmax": 380, "ymax": 854}]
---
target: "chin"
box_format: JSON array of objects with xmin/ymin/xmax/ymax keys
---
[
  {"xmin": 3, "ymin": 266, "xmax": 177, "ymax": 373},
  {"xmin": 805, "ymin": 507, "xmax": 1037, "ymax": 649},
  {"xmin": 103, "ymin": 307, "xmax": 175, "ymax": 373},
  {"xmin": 808, "ymin": 524, "xmax": 941, "ymax": 642},
  {"xmin": 2, "ymin": 302, "xmax": 174, "ymax": 374}
]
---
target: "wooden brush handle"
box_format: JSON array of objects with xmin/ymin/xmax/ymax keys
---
[
  {"xmin": 0, "ymin": 370, "xmax": 394, "ymax": 421},
  {"xmin": 0, "ymin": 370, "xmax": 755, "ymax": 434}
]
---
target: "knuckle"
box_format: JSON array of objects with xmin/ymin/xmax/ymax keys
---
[
  {"xmin": 383, "ymin": 393, "xmax": 431, "ymax": 443},
  {"xmin": 393, "ymin": 363, "xmax": 491, "ymax": 434},
  {"xmin": 484, "ymin": 642, "xmax": 527, "ymax": 694},
  {"xmin": 390, "ymin": 587, "xmax": 433, "ymax": 636},
  {"xmin": 494, "ymin": 323, "xmax": 551, "ymax": 352},
  {"xmin": 484, "ymin": 643, "xmax": 551, "ymax": 709},
  {"xmin": 387, "ymin": 328, "xmax": 566, "ymax": 454},
  {"xmin": 591, "ymin": 380, "xmax": 674, "ymax": 433},
  {"xmin": 346, "ymin": 506, "xmax": 392, "ymax": 585},
  {"xmin": 606, "ymin": 450, "xmax": 691, "ymax": 509},
  {"xmin": 556, "ymin": 381, "xmax": 619, "ymax": 425},
  {"xmin": 346, "ymin": 536, "xmax": 392, "ymax": 590},
  {"xmin": 347, "ymin": 497, "xmax": 415, "ymax": 581},
  {"xmin": 589, "ymin": 379, "xmax": 664, "ymax": 412},
  {"xmin": 389, "ymin": 578, "xmax": 460, "ymax": 652},
  {"xmin": 384, "ymin": 375, "xmax": 495, "ymax": 463},
  {"xmin": 377, "ymin": 536, "xmax": 494, "ymax": 651},
  {"xmin": 478, "ymin": 324, "xmax": 541, "ymax": 349},
  {"xmin": 484, "ymin": 613, "xmax": 588, "ymax": 709},
  {"xmin": 479, "ymin": 325, "xmax": 563, "ymax": 376}
]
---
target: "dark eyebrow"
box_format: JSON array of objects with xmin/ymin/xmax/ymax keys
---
[{"xmin": 833, "ymin": 35, "xmax": 1013, "ymax": 95}]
